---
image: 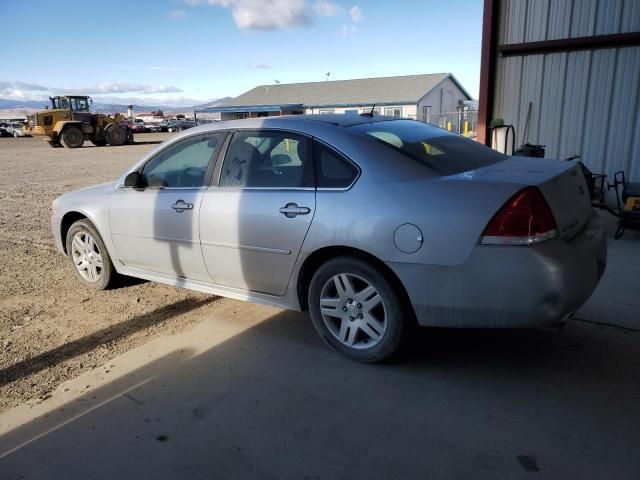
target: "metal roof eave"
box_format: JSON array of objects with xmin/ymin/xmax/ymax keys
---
[{"xmin": 194, "ymin": 104, "xmax": 304, "ymax": 113}]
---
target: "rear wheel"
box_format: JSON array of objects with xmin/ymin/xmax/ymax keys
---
[
  {"xmin": 65, "ymin": 220, "xmax": 117, "ymax": 290},
  {"xmin": 308, "ymin": 257, "xmax": 407, "ymax": 363},
  {"xmin": 106, "ymin": 125, "xmax": 126, "ymax": 146},
  {"xmin": 60, "ymin": 126, "xmax": 84, "ymax": 148}
]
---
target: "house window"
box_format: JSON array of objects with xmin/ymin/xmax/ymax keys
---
[
  {"xmin": 362, "ymin": 107, "xmax": 380, "ymax": 115},
  {"xmin": 318, "ymin": 109, "xmax": 335, "ymax": 114},
  {"xmin": 384, "ymin": 107, "xmax": 402, "ymax": 117},
  {"xmin": 236, "ymin": 113, "xmax": 250, "ymax": 119}
]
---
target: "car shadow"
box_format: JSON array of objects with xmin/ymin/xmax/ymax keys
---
[{"xmin": 1, "ymin": 308, "xmax": 639, "ymax": 479}]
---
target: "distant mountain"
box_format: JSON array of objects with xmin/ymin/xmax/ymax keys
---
[
  {"xmin": 0, "ymin": 99, "xmax": 50, "ymax": 110},
  {"xmin": 192, "ymin": 97, "xmax": 233, "ymax": 110}
]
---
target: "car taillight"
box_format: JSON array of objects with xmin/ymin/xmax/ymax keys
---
[{"xmin": 480, "ymin": 186, "xmax": 558, "ymax": 246}]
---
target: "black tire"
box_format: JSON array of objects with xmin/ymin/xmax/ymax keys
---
[
  {"xmin": 308, "ymin": 256, "xmax": 407, "ymax": 363},
  {"xmin": 60, "ymin": 126, "xmax": 84, "ymax": 148},
  {"xmin": 91, "ymin": 138, "xmax": 107, "ymax": 146},
  {"xmin": 106, "ymin": 125, "xmax": 126, "ymax": 146},
  {"xmin": 65, "ymin": 219, "xmax": 118, "ymax": 290}
]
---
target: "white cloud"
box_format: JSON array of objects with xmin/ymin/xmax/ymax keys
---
[
  {"xmin": 350, "ymin": 5, "xmax": 362, "ymax": 22},
  {"xmin": 249, "ymin": 63, "xmax": 272, "ymax": 69},
  {"xmin": 0, "ymin": 81, "xmax": 49, "ymax": 101},
  {"xmin": 313, "ymin": 0, "xmax": 342, "ymax": 16},
  {"xmin": 59, "ymin": 83, "xmax": 183, "ymax": 94},
  {"xmin": 168, "ymin": 9, "xmax": 187, "ymax": 20},
  {"xmin": 186, "ymin": 0, "xmax": 311, "ymax": 30},
  {"xmin": 92, "ymin": 95, "xmax": 207, "ymax": 107},
  {"xmin": 0, "ymin": 81, "xmax": 48, "ymax": 92},
  {"xmin": 0, "ymin": 81, "xmax": 185, "ymax": 100}
]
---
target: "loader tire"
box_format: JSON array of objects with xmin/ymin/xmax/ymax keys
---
[
  {"xmin": 60, "ymin": 127, "xmax": 84, "ymax": 149},
  {"xmin": 106, "ymin": 126, "xmax": 126, "ymax": 146}
]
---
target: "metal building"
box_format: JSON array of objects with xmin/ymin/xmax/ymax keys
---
[{"xmin": 478, "ymin": 0, "xmax": 640, "ymax": 181}]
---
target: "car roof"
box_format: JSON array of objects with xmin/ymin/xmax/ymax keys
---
[{"xmin": 196, "ymin": 114, "xmax": 403, "ymax": 131}]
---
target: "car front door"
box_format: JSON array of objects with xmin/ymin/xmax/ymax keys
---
[
  {"xmin": 199, "ymin": 130, "xmax": 315, "ymax": 296},
  {"xmin": 109, "ymin": 132, "xmax": 226, "ymax": 281}
]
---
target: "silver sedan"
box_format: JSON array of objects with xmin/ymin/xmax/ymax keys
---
[{"xmin": 51, "ymin": 115, "xmax": 607, "ymax": 362}]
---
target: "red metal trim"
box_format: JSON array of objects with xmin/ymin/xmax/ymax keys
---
[
  {"xmin": 499, "ymin": 32, "xmax": 640, "ymax": 57},
  {"xmin": 477, "ymin": 0, "xmax": 499, "ymax": 146}
]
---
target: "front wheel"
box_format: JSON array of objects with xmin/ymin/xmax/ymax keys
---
[
  {"xmin": 60, "ymin": 126, "xmax": 84, "ymax": 148},
  {"xmin": 106, "ymin": 125, "xmax": 126, "ymax": 146},
  {"xmin": 65, "ymin": 220, "xmax": 117, "ymax": 290},
  {"xmin": 308, "ymin": 257, "xmax": 407, "ymax": 363}
]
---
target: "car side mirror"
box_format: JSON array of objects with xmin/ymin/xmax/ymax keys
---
[{"xmin": 124, "ymin": 171, "xmax": 147, "ymax": 188}]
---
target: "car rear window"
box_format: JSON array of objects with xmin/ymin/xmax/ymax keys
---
[{"xmin": 350, "ymin": 119, "xmax": 505, "ymax": 176}]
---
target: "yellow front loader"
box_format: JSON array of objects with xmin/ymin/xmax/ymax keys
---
[{"xmin": 25, "ymin": 96, "xmax": 133, "ymax": 148}]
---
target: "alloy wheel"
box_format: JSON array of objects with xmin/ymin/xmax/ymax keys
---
[
  {"xmin": 70, "ymin": 231, "xmax": 103, "ymax": 283},
  {"xmin": 319, "ymin": 273, "xmax": 387, "ymax": 349}
]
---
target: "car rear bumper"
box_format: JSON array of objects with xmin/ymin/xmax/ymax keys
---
[{"xmin": 389, "ymin": 211, "xmax": 607, "ymax": 328}]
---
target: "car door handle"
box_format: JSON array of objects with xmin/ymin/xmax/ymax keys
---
[
  {"xmin": 279, "ymin": 203, "xmax": 310, "ymax": 218},
  {"xmin": 171, "ymin": 200, "xmax": 193, "ymax": 213}
]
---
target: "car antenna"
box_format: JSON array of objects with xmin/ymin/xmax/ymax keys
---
[{"xmin": 360, "ymin": 104, "xmax": 376, "ymax": 117}]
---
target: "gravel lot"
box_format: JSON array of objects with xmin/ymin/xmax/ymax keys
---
[{"xmin": 0, "ymin": 134, "xmax": 223, "ymax": 412}]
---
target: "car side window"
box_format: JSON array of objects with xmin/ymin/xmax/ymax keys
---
[
  {"xmin": 142, "ymin": 132, "xmax": 226, "ymax": 188},
  {"xmin": 219, "ymin": 130, "xmax": 313, "ymax": 188},
  {"xmin": 314, "ymin": 142, "xmax": 359, "ymax": 188}
]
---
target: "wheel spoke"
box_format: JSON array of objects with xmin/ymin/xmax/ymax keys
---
[
  {"xmin": 363, "ymin": 293, "xmax": 382, "ymax": 312},
  {"xmin": 338, "ymin": 318, "xmax": 350, "ymax": 344},
  {"xmin": 320, "ymin": 297, "xmax": 342, "ymax": 317},
  {"xmin": 360, "ymin": 321, "xmax": 382, "ymax": 342},
  {"xmin": 362, "ymin": 313, "xmax": 384, "ymax": 339},
  {"xmin": 88, "ymin": 263, "xmax": 98, "ymax": 281},
  {"xmin": 93, "ymin": 254, "xmax": 103, "ymax": 268},
  {"xmin": 87, "ymin": 236, "xmax": 96, "ymax": 252},
  {"xmin": 338, "ymin": 274, "xmax": 355, "ymax": 297},
  {"xmin": 72, "ymin": 236, "xmax": 84, "ymax": 252}
]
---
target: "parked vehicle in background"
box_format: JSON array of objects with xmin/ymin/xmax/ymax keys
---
[
  {"xmin": 146, "ymin": 123, "xmax": 162, "ymax": 133},
  {"xmin": 0, "ymin": 123, "xmax": 9, "ymax": 137},
  {"xmin": 132, "ymin": 119, "xmax": 147, "ymax": 133},
  {"xmin": 5, "ymin": 123, "xmax": 29, "ymax": 137},
  {"xmin": 167, "ymin": 119, "xmax": 196, "ymax": 132},
  {"xmin": 50, "ymin": 115, "xmax": 606, "ymax": 363}
]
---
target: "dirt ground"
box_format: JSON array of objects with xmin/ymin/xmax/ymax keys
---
[{"xmin": 0, "ymin": 133, "xmax": 224, "ymax": 412}]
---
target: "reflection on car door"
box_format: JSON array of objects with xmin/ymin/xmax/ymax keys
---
[
  {"xmin": 199, "ymin": 130, "xmax": 316, "ymax": 296},
  {"xmin": 109, "ymin": 132, "xmax": 226, "ymax": 281}
]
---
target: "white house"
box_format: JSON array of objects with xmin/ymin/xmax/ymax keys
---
[{"xmin": 195, "ymin": 73, "xmax": 473, "ymax": 131}]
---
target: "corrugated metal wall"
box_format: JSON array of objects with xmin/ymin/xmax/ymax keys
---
[{"xmin": 493, "ymin": 0, "xmax": 640, "ymax": 181}]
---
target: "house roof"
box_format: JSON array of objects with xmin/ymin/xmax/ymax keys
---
[{"xmin": 214, "ymin": 73, "xmax": 471, "ymax": 110}]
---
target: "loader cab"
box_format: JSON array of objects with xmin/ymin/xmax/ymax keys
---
[{"xmin": 50, "ymin": 96, "xmax": 92, "ymax": 123}]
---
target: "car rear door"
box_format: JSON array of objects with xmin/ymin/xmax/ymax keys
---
[{"xmin": 199, "ymin": 129, "xmax": 315, "ymax": 296}]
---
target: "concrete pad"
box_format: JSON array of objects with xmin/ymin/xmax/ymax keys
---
[
  {"xmin": 1, "ymin": 298, "xmax": 639, "ymax": 479},
  {"xmin": 575, "ymin": 213, "xmax": 640, "ymax": 330}
]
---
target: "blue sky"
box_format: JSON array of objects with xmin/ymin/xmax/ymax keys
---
[{"xmin": 0, "ymin": 0, "xmax": 483, "ymax": 106}]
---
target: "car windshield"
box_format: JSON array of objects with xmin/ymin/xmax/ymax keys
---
[{"xmin": 350, "ymin": 119, "xmax": 505, "ymax": 176}]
